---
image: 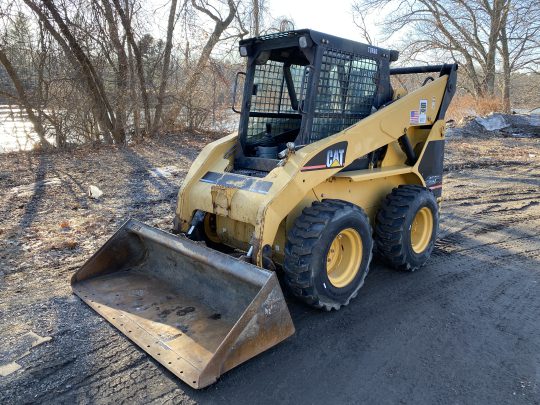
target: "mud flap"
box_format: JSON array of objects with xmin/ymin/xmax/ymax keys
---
[{"xmin": 71, "ymin": 219, "xmax": 294, "ymax": 389}]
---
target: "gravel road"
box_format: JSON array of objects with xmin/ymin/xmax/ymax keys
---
[{"xmin": 0, "ymin": 133, "xmax": 539, "ymax": 404}]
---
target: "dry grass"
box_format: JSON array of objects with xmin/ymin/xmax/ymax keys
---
[{"xmin": 447, "ymin": 94, "xmax": 505, "ymax": 122}]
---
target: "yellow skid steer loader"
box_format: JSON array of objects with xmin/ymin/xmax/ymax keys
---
[{"xmin": 72, "ymin": 29, "xmax": 457, "ymax": 388}]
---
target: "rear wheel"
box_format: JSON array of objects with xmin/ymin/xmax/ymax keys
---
[
  {"xmin": 374, "ymin": 185, "xmax": 438, "ymax": 271},
  {"xmin": 283, "ymin": 200, "xmax": 373, "ymax": 311}
]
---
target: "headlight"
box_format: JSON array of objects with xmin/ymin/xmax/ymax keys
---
[
  {"xmin": 299, "ymin": 36, "xmax": 308, "ymax": 48},
  {"xmin": 239, "ymin": 46, "xmax": 248, "ymax": 57}
]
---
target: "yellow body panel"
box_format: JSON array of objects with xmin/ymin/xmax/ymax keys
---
[{"xmin": 175, "ymin": 75, "xmax": 448, "ymax": 266}]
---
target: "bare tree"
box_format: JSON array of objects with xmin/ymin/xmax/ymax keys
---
[
  {"xmin": 497, "ymin": 0, "xmax": 540, "ymax": 111},
  {"xmin": 352, "ymin": 0, "xmax": 540, "ymax": 109},
  {"xmin": 185, "ymin": 0, "xmax": 237, "ymax": 94},
  {"xmin": 0, "ymin": 0, "xmax": 270, "ymax": 149},
  {"xmin": 165, "ymin": 0, "xmax": 238, "ymax": 125},
  {"xmin": 111, "ymin": 0, "xmax": 151, "ymax": 136},
  {"xmin": 351, "ymin": 7, "xmax": 374, "ymax": 45},
  {"xmin": 99, "ymin": 0, "xmax": 129, "ymax": 141},
  {"xmin": 24, "ymin": 0, "xmax": 120, "ymax": 143},
  {"xmin": 152, "ymin": 0, "xmax": 179, "ymax": 134}
]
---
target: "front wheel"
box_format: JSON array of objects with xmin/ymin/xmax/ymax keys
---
[
  {"xmin": 283, "ymin": 200, "xmax": 373, "ymax": 311},
  {"xmin": 187, "ymin": 212, "xmax": 234, "ymax": 253}
]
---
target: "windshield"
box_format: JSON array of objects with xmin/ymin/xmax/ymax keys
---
[
  {"xmin": 240, "ymin": 46, "xmax": 380, "ymax": 157},
  {"xmin": 246, "ymin": 60, "xmax": 305, "ymax": 148}
]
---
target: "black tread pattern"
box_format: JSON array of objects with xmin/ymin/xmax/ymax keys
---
[
  {"xmin": 283, "ymin": 200, "xmax": 372, "ymax": 311},
  {"xmin": 374, "ymin": 185, "xmax": 436, "ymax": 271}
]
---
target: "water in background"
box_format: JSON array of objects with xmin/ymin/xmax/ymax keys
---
[
  {"xmin": 0, "ymin": 104, "xmax": 52, "ymax": 152},
  {"xmin": 0, "ymin": 104, "xmax": 239, "ymax": 153}
]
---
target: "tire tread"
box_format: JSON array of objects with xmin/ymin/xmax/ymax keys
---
[
  {"xmin": 374, "ymin": 185, "xmax": 437, "ymax": 272},
  {"xmin": 284, "ymin": 200, "xmax": 372, "ymax": 311}
]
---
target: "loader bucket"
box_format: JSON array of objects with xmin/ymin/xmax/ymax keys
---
[{"xmin": 71, "ymin": 219, "xmax": 294, "ymax": 389}]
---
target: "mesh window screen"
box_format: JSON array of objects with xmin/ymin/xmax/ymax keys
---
[
  {"xmin": 310, "ymin": 49, "xmax": 379, "ymax": 142},
  {"xmin": 247, "ymin": 61, "xmax": 304, "ymax": 145}
]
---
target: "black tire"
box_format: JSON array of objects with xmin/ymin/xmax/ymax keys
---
[
  {"xmin": 374, "ymin": 185, "xmax": 438, "ymax": 272},
  {"xmin": 283, "ymin": 200, "xmax": 373, "ymax": 311},
  {"xmin": 189, "ymin": 213, "xmax": 234, "ymax": 253}
]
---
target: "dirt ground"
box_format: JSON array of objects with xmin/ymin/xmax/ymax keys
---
[{"xmin": 0, "ymin": 130, "xmax": 539, "ymax": 404}]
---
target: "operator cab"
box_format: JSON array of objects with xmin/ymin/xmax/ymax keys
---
[{"xmin": 233, "ymin": 29, "xmax": 398, "ymax": 172}]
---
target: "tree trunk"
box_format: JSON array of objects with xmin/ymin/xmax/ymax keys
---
[
  {"xmin": 499, "ymin": 5, "xmax": 511, "ymax": 113},
  {"xmin": 112, "ymin": 0, "xmax": 152, "ymax": 136},
  {"xmin": 462, "ymin": 54, "xmax": 486, "ymax": 97},
  {"xmin": 152, "ymin": 0, "xmax": 178, "ymax": 135},
  {"xmin": 253, "ymin": 0, "xmax": 260, "ymax": 36},
  {"xmin": 484, "ymin": 0, "xmax": 504, "ymax": 96},
  {"xmin": 101, "ymin": 0, "xmax": 128, "ymax": 143},
  {"xmin": 127, "ymin": 39, "xmax": 141, "ymax": 139}
]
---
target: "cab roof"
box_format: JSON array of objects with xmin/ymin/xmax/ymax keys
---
[{"xmin": 239, "ymin": 29, "xmax": 398, "ymax": 62}]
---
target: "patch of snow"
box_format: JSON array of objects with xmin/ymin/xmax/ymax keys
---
[
  {"xmin": 10, "ymin": 178, "xmax": 62, "ymax": 197},
  {"xmin": 475, "ymin": 114, "xmax": 509, "ymax": 131},
  {"xmin": 148, "ymin": 165, "xmax": 181, "ymax": 178}
]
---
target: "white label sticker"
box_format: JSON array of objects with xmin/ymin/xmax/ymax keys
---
[
  {"xmin": 419, "ymin": 99, "xmax": 428, "ymax": 124},
  {"xmin": 367, "ymin": 46, "xmax": 378, "ymax": 55}
]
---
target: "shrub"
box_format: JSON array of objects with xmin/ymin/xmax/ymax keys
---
[{"xmin": 446, "ymin": 94, "xmax": 504, "ymax": 122}]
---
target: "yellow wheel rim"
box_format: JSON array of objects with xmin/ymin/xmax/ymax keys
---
[
  {"xmin": 410, "ymin": 207, "xmax": 434, "ymax": 254},
  {"xmin": 326, "ymin": 228, "xmax": 363, "ymax": 288}
]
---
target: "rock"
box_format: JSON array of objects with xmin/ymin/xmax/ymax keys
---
[
  {"xmin": 507, "ymin": 114, "xmax": 530, "ymax": 127},
  {"xmin": 88, "ymin": 185, "xmax": 103, "ymax": 199},
  {"xmin": 511, "ymin": 132, "xmax": 535, "ymax": 138},
  {"xmin": 476, "ymin": 114, "xmax": 509, "ymax": 131},
  {"xmin": 445, "ymin": 129, "xmax": 461, "ymax": 139},
  {"xmin": 529, "ymin": 114, "xmax": 540, "ymax": 126}
]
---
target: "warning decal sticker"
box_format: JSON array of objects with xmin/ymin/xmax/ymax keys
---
[{"xmin": 419, "ymin": 99, "xmax": 428, "ymax": 124}]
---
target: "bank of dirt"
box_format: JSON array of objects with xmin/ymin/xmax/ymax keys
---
[{"xmin": 0, "ymin": 130, "xmax": 539, "ymax": 404}]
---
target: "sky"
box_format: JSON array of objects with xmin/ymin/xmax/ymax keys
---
[
  {"xmin": 266, "ymin": 0, "xmax": 380, "ymax": 43},
  {"xmin": 147, "ymin": 0, "xmax": 389, "ymax": 50}
]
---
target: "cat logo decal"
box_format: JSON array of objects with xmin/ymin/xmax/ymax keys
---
[
  {"xmin": 301, "ymin": 141, "xmax": 348, "ymax": 171},
  {"xmin": 326, "ymin": 149, "xmax": 345, "ymax": 168}
]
